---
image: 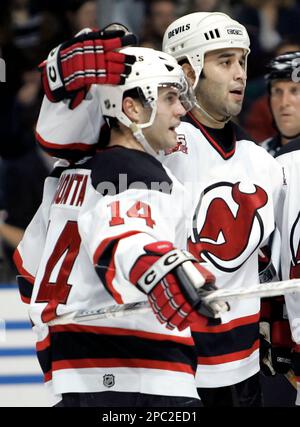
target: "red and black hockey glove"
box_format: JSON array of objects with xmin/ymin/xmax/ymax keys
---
[
  {"xmin": 39, "ymin": 27, "xmax": 137, "ymax": 109},
  {"xmin": 260, "ymin": 298, "xmax": 294, "ymax": 376},
  {"xmin": 130, "ymin": 241, "xmax": 229, "ymax": 331}
]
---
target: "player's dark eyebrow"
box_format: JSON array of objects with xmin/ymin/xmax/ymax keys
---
[{"xmin": 217, "ymin": 52, "xmax": 246, "ymax": 61}]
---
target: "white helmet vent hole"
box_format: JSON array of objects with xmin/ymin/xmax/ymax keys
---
[{"xmin": 165, "ymin": 65, "xmax": 174, "ymax": 71}]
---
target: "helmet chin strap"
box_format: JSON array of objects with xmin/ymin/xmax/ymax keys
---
[
  {"xmin": 195, "ymin": 100, "xmax": 231, "ymax": 127},
  {"xmin": 129, "ymin": 122, "xmax": 158, "ymax": 157},
  {"xmin": 127, "ymin": 102, "xmax": 160, "ymax": 157}
]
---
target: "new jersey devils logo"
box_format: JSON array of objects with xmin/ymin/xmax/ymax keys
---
[
  {"xmin": 290, "ymin": 212, "xmax": 300, "ymax": 278},
  {"xmin": 188, "ymin": 181, "xmax": 268, "ymax": 272}
]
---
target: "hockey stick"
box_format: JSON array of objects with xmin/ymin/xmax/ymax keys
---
[
  {"xmin": 202, "ymin": 278, "xmax": 300, "ymax": 303},
  {"xmin": 48, "ymin": 278, "xmax": 300, "ymax": 326},
  {"xmin": 285, "ymin": 370, "xmax": 297, "ymax": 390}
]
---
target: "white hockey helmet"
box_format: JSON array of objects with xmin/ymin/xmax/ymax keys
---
[
  {"xmin": 99, "ymin": 47, "xmax": 192, "ymax": 154},
  {"xmin": 163, "ymin": 12, "xmax": 250, "ymax": 88}
]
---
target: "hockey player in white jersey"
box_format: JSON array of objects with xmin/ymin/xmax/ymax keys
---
[
  {"xmin": 33, "ymin": 14, "xmax": 285, "ymax": 406},
  {"xmin": 260, "ymin": 52, "xmax": 300, "ymax": 405},
  {"xmin": 276, "ymin": 138, "xmax": 300, "ymax": 405},
  {"xmin": 14, "ymin": 47, "xmax": 225, "ymax": 407},
  {"xmin": 162, "ymin": 12, "xmax": 284, "ymax": 406}
]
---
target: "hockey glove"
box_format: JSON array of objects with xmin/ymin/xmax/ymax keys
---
[
  {"xmin": 259, "ymin": 320, "xmax": 276, "ymax": 376},
  {"xmin": 258, "ymin": 246, "xmax": 278, "ymax": 283},
  {"xmin": 260, "ymin": 315, "xmax": 293, "ymax": 376},
  {"xmin": 39, "ymin": 28, "xmax": 137, "ymax": 109},
  {"xmin": 130, "ymin": 241, "xmax": 229, "ymax": 331}
]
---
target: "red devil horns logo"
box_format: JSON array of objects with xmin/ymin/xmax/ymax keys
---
[{"xmin": 189, "ymin": 182, "xmax": 268, "ymax": 272}]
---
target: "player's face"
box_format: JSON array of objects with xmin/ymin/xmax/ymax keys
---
[
  {"xmin": 270, "ymin": 80, "xmax": 300, "ymax": 138},
  {"xmin": 196, "ymin": 48, "xmax": 247, "ymax": 120},
  {"xmin": 142, "ymin": 86, "xmax": 186, "ymax": 151}
]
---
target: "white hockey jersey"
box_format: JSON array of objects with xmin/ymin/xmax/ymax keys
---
[
  {"xmin": 35, "ymin": 86, "xmax": 105, "ymax": 160},
  {"xmin": 34, "ymin": 96, "xmax": 284, "ymax": 389},
  {"xmin": 275, "ymin": 141, "xmax": 300, "ymax": 342},
  {"xmin": 275, "ymin": 139, "xmax": 300, "ymax": 404},
  {"xmin": 14, "ymin": 147, "xmax": 198, "ymax": 402},
  {"xmin": 161, "ymin": 113, "xmax": 284, "ymax": 388}
]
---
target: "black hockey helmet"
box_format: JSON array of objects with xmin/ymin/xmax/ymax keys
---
[{"xmin": 265, "ymin": 51, "xmax": 300, "ymax": 83}]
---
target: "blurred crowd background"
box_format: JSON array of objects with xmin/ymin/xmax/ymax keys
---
[{"xmin": 1, "ymin": 0, "xmax": 300, "ymax": 282}]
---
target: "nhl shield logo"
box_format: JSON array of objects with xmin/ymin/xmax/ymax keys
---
[{"xmin": 103, "ymin": 374, "xmax": 115, "ymax": 388}]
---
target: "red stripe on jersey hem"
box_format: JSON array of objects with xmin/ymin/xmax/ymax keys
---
[
  {"xmin": 35, "ymin": 130, "xmax": 94, "ymax": 152},
  {"xmin": 36, "ymin": 334, "xmax": 51, "ymax": 352},
  {"xmin": 192, "ymin": 312, "xmax": 260, "ymax": 333},
  {"xmin": 44, "ymin": 370, "xmax": 52, "ymax": 383},
  {"xmin": 93, "ymin": 231, "xmax": 141, "ymax": 304},
  {"xmin": 197, "ymin": 339, "xmax": 259, "ymax": 365},
  {"xmin": 20, "ymin": 295, "xmax": 31, "ymax": 304},
  {"xmin": 52, "ymin": 358, "xmax": 195, "ymax": 374},
  {"xmin": 187, "ymin": 112, "xmax": 236, "ymax": 160},
  {"xmin": 13, "ymin": 249, "xmax": 35, "ymax": 284},
  {"xmin": 50, "ymin": 324, "xmax": 194, "ymax": 345}
]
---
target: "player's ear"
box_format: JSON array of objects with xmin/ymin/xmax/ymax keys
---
[
  {"xmin": 123, "ymin": 97, "xmax": 141, "ymax": 122},
  {"xmin": 181, "ymin": 63, "xmax": 196, "ymax": 87}
]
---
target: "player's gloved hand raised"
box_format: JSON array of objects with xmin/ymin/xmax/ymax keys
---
[
  {"xmin": 130, "ymin": 241, "xmax": 229, "ymax": 331},
  {"xmin": 39, "ymin": 27, "xmax": 137, "ymax": 109}
]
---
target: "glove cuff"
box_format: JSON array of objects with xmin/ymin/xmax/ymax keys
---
[
  {"xmin": 45, "ymin": 44, "xmax": 64, "ymax": 95},
  {"xmin": 137, "ymin": 248, "xmax": 196, "ymax": 294}
]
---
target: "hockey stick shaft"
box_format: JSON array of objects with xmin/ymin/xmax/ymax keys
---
[
  {"xmin": 48, "ymin": 278, "xmax": 300, "ymax": 325},
  {"xmin": 202, "ymin": 278, "xmax": 300, "ymax": 303}
]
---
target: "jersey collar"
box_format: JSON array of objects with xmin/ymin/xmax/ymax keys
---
[{"xmin": 185, "ymin": 112, "xmax": 236, "ymax": 160}]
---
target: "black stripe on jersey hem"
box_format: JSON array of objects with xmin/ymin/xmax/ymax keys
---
[
  {"xmin": 37, "ymin": 347, "xmax": 51, "ymax": 375},
  {"xmin": 16, "ymin": 275, "xmax": 33, "ymax": 300},
  {"xmin": 192, "ymin": 319, "xmax": 259, "ymax": 357},
  {"xmin": 95, "ymin": 238, "xmax": 118, "ymax": 299},
  {"xmin": 275, "ymin": 137, "xmax": 300, "ymax": 158},
  {"xmin": 184, "ymin": 112, "xmax": 236, "ymax": 160},
  {"xmin": 46, "ymin": 330, "xmax": 197, "ymax": 370}
]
